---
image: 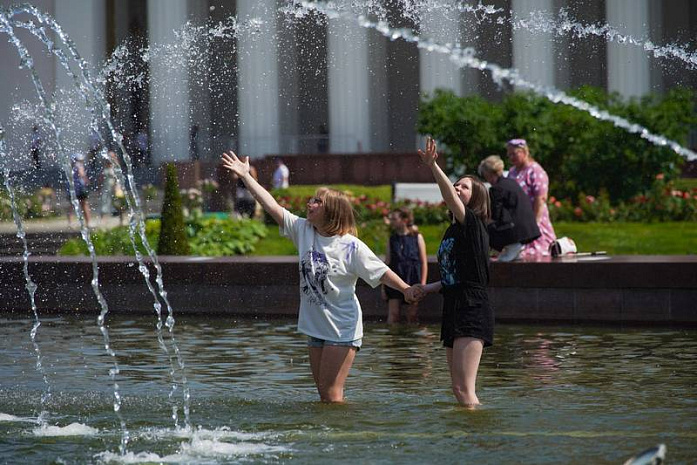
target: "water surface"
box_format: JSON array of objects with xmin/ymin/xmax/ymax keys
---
[{"xmin": 1, "ymin": 316, "xmax": 695, "ymax": 463}]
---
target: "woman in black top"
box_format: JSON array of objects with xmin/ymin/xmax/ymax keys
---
[
  {"xmin": 478, "ymin": 155, "xmax": 540, "ymax": 261},
  {"xmin": 417, "ymin": 137, "xmax": 493, "ymax": 407}
]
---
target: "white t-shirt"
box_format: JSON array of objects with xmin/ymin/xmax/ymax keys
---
[
  {"xmin": 273, "ymin": 164, "xmax": 290, "ymax": 189},
  {"xmin": 281, "ymin": 209, "xmax": 389, "ymax": 341}
]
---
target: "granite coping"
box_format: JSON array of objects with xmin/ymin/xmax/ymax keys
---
[{"xmin": 0, "ymin": 255, "xmax": 695, "ymax": 324}]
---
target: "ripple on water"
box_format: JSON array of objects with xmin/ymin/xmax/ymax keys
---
[
  {"xmin": 95, "ymin": 426, "xmax": 289, "ymax": 464},
  {"xmin": 32, "ymin": 422, "xmax": 99, "ymax": 436}
]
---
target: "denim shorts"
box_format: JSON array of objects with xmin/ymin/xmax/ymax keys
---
[{"xmin": 307, "ymin": 336, "xmax": 362, "ymax": 350}]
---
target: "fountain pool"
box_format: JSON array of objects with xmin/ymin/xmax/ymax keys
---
[{"xmin": 1, "ymin": 316, "xmax": 695, "ymax": 463}]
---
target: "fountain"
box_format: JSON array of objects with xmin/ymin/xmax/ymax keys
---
[{"xmin": 0, "ymin": 1, "xmax": 696, "ymax": 462}]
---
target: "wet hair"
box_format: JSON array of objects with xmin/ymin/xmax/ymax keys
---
[
  {"xmin": 389, "ymin": 206, "xmax": 419, "ymax": 235},
  {"xmin": 315, "ymin": 187, "xmax": 357, "ymax": 236},
  {"xmin": 457, "ymin": 175, "xmax": 491, "ymax": 223},
  {"xmin": 478, "ymin": 155, "xmax": 504, "ymax": 177}
]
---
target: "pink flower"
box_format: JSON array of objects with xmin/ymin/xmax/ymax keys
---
[
  {"xmin": 656, "ymin": 173, "xmax": 665, "ymax": 180},
  {"xmin": 554, "ymin": 201, "xmax": 562, "ymax": 208},
  {"xmin": 585, "ymin": 195, "xmax": 595, "ymax": 204},
  {"xmin": 549, "ymin": 196, "xmax": 556, "ymax": 203},
  {"xmin": 574, "ymin": 207, "xmax": 583, "ymax": 217}
]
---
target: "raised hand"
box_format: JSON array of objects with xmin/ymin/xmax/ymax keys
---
[
  {"xmin": 221, "ymin": 151, "xmax": 250, "ymax": 178},
  {"xmin": 417, "ymin": 136, "xmax": 438, "ymax": 166}
]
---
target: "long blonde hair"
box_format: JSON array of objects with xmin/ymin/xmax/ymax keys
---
[{"xmin": 315, "ymin": 187, "xmax": 357, "ymax": 236}]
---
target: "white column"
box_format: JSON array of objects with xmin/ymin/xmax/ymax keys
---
[
  {"xmin": 237, "ymin": 0, "xmax": 280, "ymax": 158},
  {"xmin": 511, "ymin": 0, "xmax": 555, "ymax": 87},
  {"xmin": 419, "ymin": 0, "xmax": 462, "ymax": 97},
  {"xmin": 606, "ymin": 0, "xmax": 651, "ymax": 98},
  {"xmin": 327, "ymin": 18, "xmax": 371, "ymax": 153},
  {"xmin": 53, "ymin": 0, "xmax": 107, "ymax": 149},
  {"xmin": 148, "ymin": 0, "xmax": 189, "ymax": 163}
]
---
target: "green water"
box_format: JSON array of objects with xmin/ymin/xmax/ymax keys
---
[{"xmin": 0, "ymin": 316, "xmax": 695, "ymax": 464}]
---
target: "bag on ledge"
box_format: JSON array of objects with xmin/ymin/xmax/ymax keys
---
[{"xmin": 549, "ymin": 237, "xmax": 577, "ymax": 258}]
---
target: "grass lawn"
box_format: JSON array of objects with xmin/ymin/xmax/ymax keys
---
[
  {"xmin": 554, "ymin": 221, "xmax": 697, "ymax": 255},
  {"xmin": 251, "ymin": 221, "xmax": 697, "ymax": 256},
  {"xmin": 273, "ymin": 184, "xmax": 393, "ymax": 201}
]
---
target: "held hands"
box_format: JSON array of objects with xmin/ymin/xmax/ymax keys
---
[
  {"xmin": 417, "ymin": 136, "xmax": 438, "ymax": 167},
  {"xmin": 404, "ymin": 284, "xmax": 426, "ymax": 303},
  {"xmin": 221, "ymin": 151, "xmax": 250, "ymax": 178}
]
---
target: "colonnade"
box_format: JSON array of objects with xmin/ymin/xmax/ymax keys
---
[{"xmin": 0, "ymin": 0, "xmax": 680, "ymax": 167}]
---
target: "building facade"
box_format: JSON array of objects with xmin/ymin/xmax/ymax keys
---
[{"xmin": 1, "ymin": 0, "xmax": 695, "ymax": 169}]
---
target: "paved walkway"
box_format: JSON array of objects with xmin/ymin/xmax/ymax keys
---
[{"xmin": 0, "ymin": 215, "xmax": 124, "ymax": 234}]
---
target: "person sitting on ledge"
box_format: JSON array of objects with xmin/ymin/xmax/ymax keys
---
[
  {"xmin": 478, "ymin": 155, "xmax": 540, "ymax": 262},
  {"xmin": 220, "ymin": 150, "xmax": 421, "ymax": 403},
  {"xmin": 506, "ymin": 138, "xmax": 557, "ymax": 257}
]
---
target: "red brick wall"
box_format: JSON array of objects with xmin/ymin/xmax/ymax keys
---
[
  {"xmin": 213, "ymin": 152, "xmax": 443, "ymax": 188},
  {"xmin": 172, "ymin": 153, "xmax": 445, "ymax": 211}
]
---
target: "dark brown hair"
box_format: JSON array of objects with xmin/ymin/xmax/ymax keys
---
[
  {"xmin": 456, "ymin": 175, "xmax": 491, "ymax": 223},
  {"xmin": 390, "ymin": 206, "xmax": 419, "ymax": 235}
]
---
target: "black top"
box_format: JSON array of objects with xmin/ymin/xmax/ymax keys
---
[
  {"xmin": 388, "ymin": 233, "xmax": 422, "ymax": 285},
  {"xmin": 488, "ymin": 177, "xmax": 541, "ymax": 251},
  {"xmin": 437, "ymin": 208, "xmax": 490, "ymax": 292}
]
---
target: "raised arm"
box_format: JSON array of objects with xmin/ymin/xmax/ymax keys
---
[
  {"xmin": 221, "ymin": 151, "xmax": 284, "ymax": 225},
  {"xmin": 417, "ymin": 137, "xmax": 465, "ymax": 223}
]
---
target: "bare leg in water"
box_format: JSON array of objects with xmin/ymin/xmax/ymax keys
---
[{"xmin": 446, "ymin": 337, "xmax": 484, "ymax": 407}]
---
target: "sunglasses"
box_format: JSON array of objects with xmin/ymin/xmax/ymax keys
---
[{"xmin": 507, "ymin": 138, "xmax": 527, "ymax": 147}]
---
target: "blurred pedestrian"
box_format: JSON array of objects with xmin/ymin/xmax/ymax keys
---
[
  {"xmin": 272, "ymin": 157, "xmax": 290, "ymax": 189},
  {"xmin": 67, "ymin": 152, "xmax": 91, "ymax": 228}
]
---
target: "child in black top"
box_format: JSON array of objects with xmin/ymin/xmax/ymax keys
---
[
  {"xmin": 383, "ymin": 207, "xmax": 428, "ymax": 324},
  {"xmin": 417, "ymin": 137, "xmax": 493, "ymax": 408}
]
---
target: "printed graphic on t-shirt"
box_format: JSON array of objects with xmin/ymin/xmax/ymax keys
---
[
  {"xmin": 300, "ymin": 248, "xmax": 330, "ymax": 306},
  {"xmin": 438, "ymin": 237, "xmax": 457, "ymax": 286},
  {"xmin": 341, "ymin": 240, "xmax": 358, "ymax": 260}
]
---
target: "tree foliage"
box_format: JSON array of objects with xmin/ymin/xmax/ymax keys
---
[{"xmin": 418, "ymin": 86, "xmax": 696, "ymax": 202}]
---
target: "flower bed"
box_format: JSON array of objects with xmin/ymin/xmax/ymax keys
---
[{"xmin": 549, "ymin": 175, "xmax": 697, "ymax": 223}]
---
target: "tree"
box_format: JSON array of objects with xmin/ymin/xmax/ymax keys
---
[
  {"xmin": 157, "ymin": 163, "xmax": 190, "ymax": 255},
  {"xmin": 418, "ymin": 86, "xmax": 696, "ymax": 202},
  {"xmin": 418, "ymin": 89, "xmax": 503, "ymax": 174}
]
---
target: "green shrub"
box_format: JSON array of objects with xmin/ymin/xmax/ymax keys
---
[
  {"xmin": 548, "ymin": 175, "xmax": 697, "ymax": 223},
  {"xmin": 58, "ymin": 220, "xmax": 160, "ymax": 256},
  {"xmin": 157, "ymin": 164, "xmax": 190, "ymax": 255},
  {"xmin": 59, "ymin": 216, "xmax": 267, "ymax": 257},
  {"xmin": 187, "ymin": 217, "xmax": 266, "ymax": 256},
  {"xmin": 418, "ymin": 86, "xmax": 696, "ymax": 203},
  {"xmin": 0, "ymin": 186, "xmax": 60, "ymax": 220}
]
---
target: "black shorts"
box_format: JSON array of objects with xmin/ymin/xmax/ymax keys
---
[
  {"xmin": 385, "ymin": 285, "xmax": 409, "ymax": 303},
  {"xmin": 73, "ymin": 188, "xmax": 88, "ymax": 201},
  {"xmin": 440, "ymin": 287, "xmax": 494, "ymax": 348}
]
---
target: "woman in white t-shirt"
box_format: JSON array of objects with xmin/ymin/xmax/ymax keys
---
[{"xmin": 221, "ymin": 151, "xmax": 420, "ymax": 403}]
